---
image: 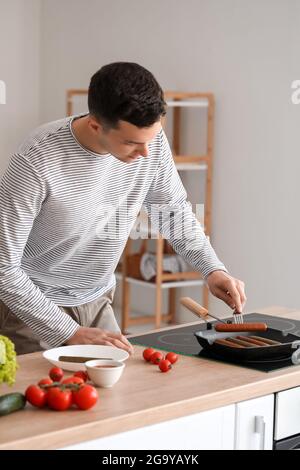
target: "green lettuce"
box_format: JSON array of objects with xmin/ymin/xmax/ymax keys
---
[{"xmin": 0, "ymin": 336, "xmax": 18, "ymax": 386}]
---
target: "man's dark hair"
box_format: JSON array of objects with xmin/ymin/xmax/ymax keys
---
[{"xmin": 88, "ymin": 62, "xmax": 166, "ymax": 129}]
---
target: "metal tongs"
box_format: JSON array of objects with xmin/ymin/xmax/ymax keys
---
[
  {"xmin": 233, "ymin": 310, "xmax": 244, "ymax": 324},
  {"xmin": 179, "ymin": 295, "xmax": 244, "ymax": 325},
  {"xmin": 226, "ymin": 290, "xmax": 244, "ymax": 324},
  {"xmin": 180, "ymin": 297, "xmax": 267, "ymax": 333}
]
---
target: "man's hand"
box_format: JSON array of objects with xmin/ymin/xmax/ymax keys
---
[
  {"xmin": 206, "ymin": 270, "xmax": 246, "ymax": 313},
  {"xmin": 65, "ymin": 327, "xmax": 134, "ymax": 356}
]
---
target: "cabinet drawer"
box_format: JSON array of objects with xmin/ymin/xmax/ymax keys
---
[
  {"xmin": 235, "ymin": 395, "xmax": 274, "ymax": 450},
  {"xmin": 275, "ymin": 386, "xmax": 300, "ymax": 440},
  {"xmin": 62, "ymin": 405, "xmax": 235, "ymax": 450}
]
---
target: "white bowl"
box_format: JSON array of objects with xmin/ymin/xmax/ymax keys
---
[
  {"xmin": 43, "ymin": 345, "xmax": 129, "ymax": 372},
  {"xmin": 85, "ymin": 359, "xmax": 125, "ymax": 388}
]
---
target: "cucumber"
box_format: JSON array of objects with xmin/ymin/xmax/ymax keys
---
[{"xmin": 0, "ymin": 393, "xmax": 26, "ymax": 416}]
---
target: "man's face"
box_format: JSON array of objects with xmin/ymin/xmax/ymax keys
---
[{"xmin": 90, "ymin": 118, "xmax": 162, "ymax": 163}]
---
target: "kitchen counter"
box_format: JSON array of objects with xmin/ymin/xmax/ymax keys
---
[{"xmin": 1, "ymin": 306, "xmax": 300, "ymax": 450}]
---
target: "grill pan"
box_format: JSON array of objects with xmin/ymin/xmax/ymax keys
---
[{"xmin": 194, "ymin": 328, "xmax": 299, "ymax": 361}]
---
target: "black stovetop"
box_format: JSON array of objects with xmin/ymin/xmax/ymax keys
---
[{"xmin": 129, "ymin": 313, "xmax": 300, "ymax": 373}]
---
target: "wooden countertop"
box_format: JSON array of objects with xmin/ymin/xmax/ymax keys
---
[{"xmin": 1, "ymin": 306, "xmax": 300, "ymax": 450}]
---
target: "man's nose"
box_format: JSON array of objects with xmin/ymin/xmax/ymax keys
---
[{"xmin": 139, "ymin": 144, "xmax": 149, "ymax": 158}]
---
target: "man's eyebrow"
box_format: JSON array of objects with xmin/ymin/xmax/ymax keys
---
[{"xmin": 124, "ymin": 139, "xmax": 145, "ymax": 145}]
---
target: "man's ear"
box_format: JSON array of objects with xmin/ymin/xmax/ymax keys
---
[{"xmin": 88, "ymin": 115, "xmax": 103, "ymax": 134}]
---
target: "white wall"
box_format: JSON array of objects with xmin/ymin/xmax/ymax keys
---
[
  {"xmin": 3, "ymin": 0, "xmax": 300, "ymax": 320},
  {"xmin": 0, "ymin": 0, "xmax": 41, "ymax": 174}
]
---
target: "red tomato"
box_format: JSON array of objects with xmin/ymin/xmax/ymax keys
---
[
  {"xmin": 143, "ymin": 348, "xmax": 155, "ymax": 362},
  {"xmin": 72, "ymin": 384, "xmax": 98, "ymax": 410},
  {"xmin": 25, "ymin": 384, "xmax": 47, "ymax": 408},
  {"xmin": 38, "ymin": 378, "xmax": 53, "ymax": 387},
  {"xmin": 150, "ymin": 351, "xmax": 163, "ymax": 364},
  {"xmin": 47, "ymin": 387, "xmax": 72, "ymax": 411},
  {"xmin": 62, "ymin": 376, "xmax": 84, "ymax": 385},
  {"xmin": 165, "ymin": 352, "xmax": 178, "ymax": 364},
  {"xmin": 74, "ymin": 370, "xmax": 89, "ymax": 382},
  {"xmin": 159, "ymin": 359, "xmax": 172, "ymax": 373},
  {"xmin": 49, "ymin": 367, "xmax": 64, "ymax": 382}
]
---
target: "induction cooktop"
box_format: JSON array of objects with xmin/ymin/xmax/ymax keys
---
[{"xmin": 129, "ymin": 313, "xmax": 300, "ymax": 373}]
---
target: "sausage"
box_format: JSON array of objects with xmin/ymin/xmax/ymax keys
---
[
  {"xmin": 236, "ymin": 336, "xmax": 272, "ymax": 346},
  {"xmin": 249, "ymin": 335, "xmax": 281, "ymax": 345},
  {"xmin": 224, "ymin": 337, "xmax": 259, "ymax": 348},
  {"xmin": 214, "ymin": 339, "xmax": 245, "ymax": 348},
  {"xmin": 214, "ymin": 323, "xmax": 268, "ymax": 333}
]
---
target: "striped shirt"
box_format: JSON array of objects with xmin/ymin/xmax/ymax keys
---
[{"xmin": 0, "ymin": 114, "xmax": 226, "ymax": 347}]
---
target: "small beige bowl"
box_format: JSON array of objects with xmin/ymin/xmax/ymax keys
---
[{"xmin": 85, "ymin": 359, "xmax": 125, "ymax": 388}]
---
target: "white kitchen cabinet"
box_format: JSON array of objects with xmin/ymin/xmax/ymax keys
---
[
  {"xmin": 235, "ymin": 394, "xmax": 274, "ymax": 450},
  {"xmin": 62, "ymin": 404, "xmax": 235, "ymax": 450},
  {"xmin": 274, "ymin": 386, "xmax": 300, "ymax": 441}
]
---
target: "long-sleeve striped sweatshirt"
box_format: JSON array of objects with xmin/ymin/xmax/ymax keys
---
[{"xmin": 0, "ymin": 114, "xmax": 227, "ymax": 347}]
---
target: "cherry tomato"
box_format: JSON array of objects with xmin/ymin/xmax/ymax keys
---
[
  {"xmin": 165, "ymin": 352, "xmax": 178, "ymax": 364},
  {"xmin": 38, "ymin": 378, "xmax": 53, "ymax": 387},
  {"xmin": 25, "ymin": 384, "xmax": 47, "ymax": 408},
  {"xmin": 49, "ymin": 367, "xmax": 64, "ymax": 382},
  {"xmin": 159, "ymin": 359, "xmax": 172, "ymax": 373},
  {"xmin": 150, "ymin": 351, "xmax": 163, "ymax": 364},
  {"xmin": 74, "ymin": 370, "xmax": 89, "ymax": 382},
  {"xmin": 72, "ymin": 384, "xmax": 98, "ymax": 410},
  {"xmin": 143, "ymin": 348, "xmax": 155, "ymax": 362},
  {"xmin": 47, "ymin": 387, "xmax": 72, "ymax": 411},
  {"xmin": 62, "ymin": 376, "xmax": 84, "ymax": 385}
]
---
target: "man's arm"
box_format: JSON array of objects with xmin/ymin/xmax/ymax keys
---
[
  {"xmin": 0, "ymin": 154, "xmax": 80, "ymax": 347},
  {"xmin": 144, "ymin": 130, "xmax": 246, "ymax": 312}
]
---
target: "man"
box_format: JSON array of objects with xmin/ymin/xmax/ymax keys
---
[{"xmin": 0, "ymin": 62, "xmax": 246, "ymax": 355}]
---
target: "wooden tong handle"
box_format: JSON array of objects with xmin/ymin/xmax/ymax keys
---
[{"xmin": 180, "ymin": 297, "xmax": 209, "ymax": 320}]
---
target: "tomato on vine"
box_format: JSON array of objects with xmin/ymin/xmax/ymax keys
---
[
  {"xmin": 49, "ymin": 367, "xmax": 64, "ymax": 382},
  {"xmin": 143, "ymin": 348, "xmax": 155, "ymax": 362},
  {"xmin": 25, "ymin": 385, "xmax": 47, "ymax": 408},
  {"xmin": 72, "ymin": 384, "xmax": 98, "ymax": 410},
  {"xmin": 159, "ymin": 359, "xmax": 172, "ymax": 373},
  {"xmin": 47, "ymin": 387, "xmax": 72, "ymax": 411},
  {"xmin": 165, "ymin": 352, "xmax": 178, "ymax": 364}
]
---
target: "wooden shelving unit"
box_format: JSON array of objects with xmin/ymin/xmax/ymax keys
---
[{"xmin": 66, "ymin": 89, "xmax": 214, "ymax": 332}]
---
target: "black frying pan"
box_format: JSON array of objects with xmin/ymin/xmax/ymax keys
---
[{"xmin": 180, "ymin": 297, "xmax": 300, "ymax": 362}]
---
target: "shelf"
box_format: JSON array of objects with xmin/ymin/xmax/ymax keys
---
[
  {"xmin": 174, "ymin": 155, "xmax": 209, "ymax": 163},
  {"xmin": 115, "ymin": 272, "xmax": 205, "ymax": 289},
  {"xmin": 176, "ymin": 163, "xmax": 207, "ymax": 171},
  {"xmin": 166, "ymin": 100, "xmax": 209, "ymax": 108}
]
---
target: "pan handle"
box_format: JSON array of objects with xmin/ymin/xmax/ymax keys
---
[{"xmin": 180, "ymin": 297, "xmax": 209, "ymax": 320}]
